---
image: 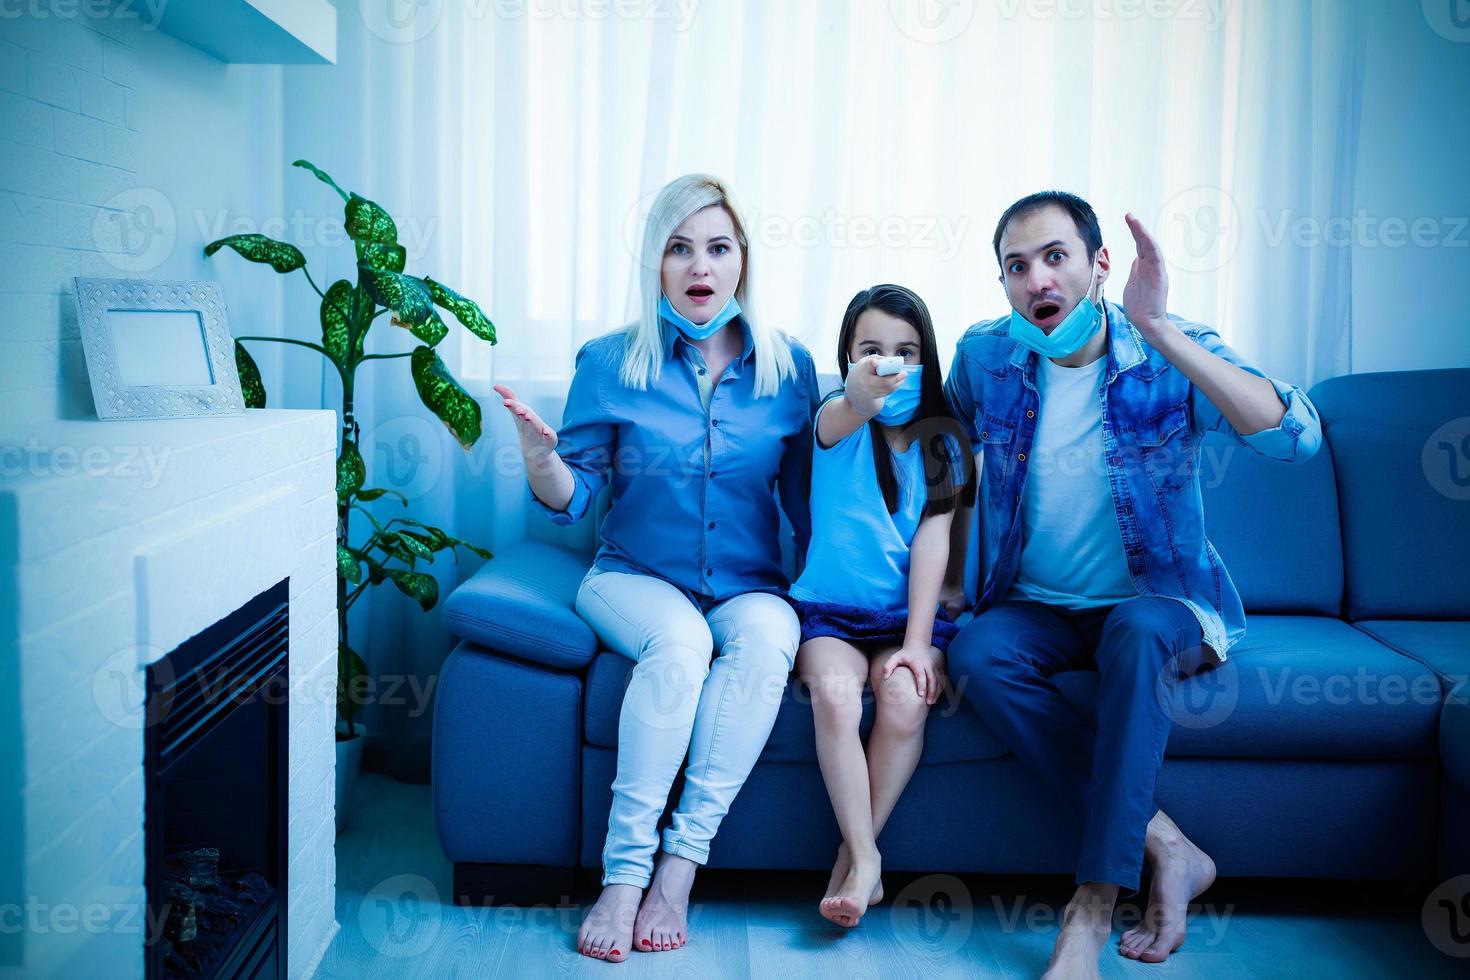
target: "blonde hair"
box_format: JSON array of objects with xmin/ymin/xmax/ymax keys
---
[{"xmin": 619, "ymin": 174, "xmax": 798, "ymax": 397}]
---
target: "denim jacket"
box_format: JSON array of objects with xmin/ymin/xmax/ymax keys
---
[{"xmin": 943, "ymin": 302, "xmax": 1323, "ymax": 657}]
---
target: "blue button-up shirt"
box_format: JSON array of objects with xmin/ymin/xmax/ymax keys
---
[
  {"xmin": 944, "ymin": 302, "xmax": 1323, "ymax": 657},
  {"xmin": 532, "ymin": 318, "xmax": 820, "ymax": 605}
]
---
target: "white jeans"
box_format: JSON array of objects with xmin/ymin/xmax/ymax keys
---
[{"xmin": 574, "ymin": 566, "xmax": 799, "ymax": 888}]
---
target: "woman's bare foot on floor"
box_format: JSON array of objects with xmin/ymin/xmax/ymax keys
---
[
  {"xmin": 577, "ymin": 883, "xmax": 640, "ymax": 962},
  {"xmin": 819, "ymin": 849, "xmax": 881, "ymax": 928},
  {"xmin": 633, "ymin": 852, "xmax": 696, "ymax": 952},
  {"xmin": 1041, "ymin": 883, "xmax": 1116, "ymax": 980},
  {"xmin": 1119, "ymin": 811, "xmax": 1217, "ymax": 963},
  {"xmin": 823, "ymin": 841, "xmax": 884, "ymax": 908}
]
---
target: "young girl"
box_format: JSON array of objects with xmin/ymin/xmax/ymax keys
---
[{"xmin": 789, "ymin": 284, "xmax": 976, "ymax": 928}]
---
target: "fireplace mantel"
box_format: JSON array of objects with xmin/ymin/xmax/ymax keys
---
[{"xmin": 1, "ymin": 409, "xmax": 340, "ymax": 979}]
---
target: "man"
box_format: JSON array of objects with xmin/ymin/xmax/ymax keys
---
[{"xmin": 941, "ymin": 191, "xmax": 1321, "ymax": 979}]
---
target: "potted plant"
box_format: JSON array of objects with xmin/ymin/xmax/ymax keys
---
[{"xmin": 205, "ymin": 159, "xmax": 493, "ymax": 832}]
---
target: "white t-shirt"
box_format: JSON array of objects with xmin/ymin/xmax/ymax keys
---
[{"xmin": 1007, "ymin": 353, "xmax": 1136, "ymax": 609}]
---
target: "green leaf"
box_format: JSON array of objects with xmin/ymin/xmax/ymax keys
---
[
  {"xmin": 345, "ymin": 192, "xmax": 397, "ymax": 244},
  {"xmin": 365, "ymin": 556, "xmax": 388, "ymax": 586},
  {"xmin": 336, "ymin": 440, "xmax": 366, "ymax": 498},
  {"xmin": 234, "ymin": 340, "xmax": 266, "ymax": 408},
  {"xmin": 386, "ymin": 568, "xmax": 439, "ymax": 612},
  {"xmin": 204, "ymin": 233, "xmax": 305, "ymax": 274},
  {"xmin": 396, "ymin": 532, "xmax": 435, "ymax": 561},
  {"xmin": 357, "ymin": 241, "xmax": 406, "ymax": 273},
  {"xmin": 425, "ymin": 277, "xmax": 496, "ymax": 343},
  {"xmin": 377, "ymin": 532, "xmax": 415, "ymax": 563},
  {"xmin": 358, "ymin": 267, "xmax": 446, "ymax": 345},
  {"xmin": 320, "ymin": 278, "xmax": 359, "ymax": 363},
  {"xmin": 356, "ymin": 487, "xmax": 407, "ymax": 504},
  {"xmin": 338, "ymin": 643, "xmax": 370, "ymax": 724},
  {"xmin": 410, "ymin": 345, "xmax": 482, "ymax": 449},
  {"xmin": 337, "ymin": 545, "xmax": 362, "ymax": 584},
  {"xmin": 293, "ymin": 159, "xmax": 350, "ymax": 202}
]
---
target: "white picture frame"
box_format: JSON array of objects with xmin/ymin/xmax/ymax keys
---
[{"xmin": 73, "ymin": 277, "xmax": 247, "ymax": 421}]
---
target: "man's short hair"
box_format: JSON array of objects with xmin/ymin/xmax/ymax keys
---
[{"xmin": 992, "ymin": 190, "xmax": 1103, "ymax": 268}]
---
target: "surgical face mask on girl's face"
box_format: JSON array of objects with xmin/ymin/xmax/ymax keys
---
[{"xmin": 846, "ymin": 363, "xmax": 924, "ymax": 425}]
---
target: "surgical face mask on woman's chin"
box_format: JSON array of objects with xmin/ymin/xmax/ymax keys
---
[{"xmin": 660, "ymin": 293, "xmax": 741, "ymax": 341}]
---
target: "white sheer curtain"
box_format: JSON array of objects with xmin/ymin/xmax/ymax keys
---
[{"xmin": 288, "ymin": 0, "xmax": 1365, "ymax": 774}]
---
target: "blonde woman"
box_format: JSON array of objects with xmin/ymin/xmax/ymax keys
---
[{"xmin": 495, "ymin": 175, "xmax": 819, "ymax": 962}]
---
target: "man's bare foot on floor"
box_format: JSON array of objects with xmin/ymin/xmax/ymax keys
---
[
  {"xmin": 633, "ymin": 852, "xmax": 696, "ymax": 952},
  {"xmin": 823, "ymin": 841, "xmax": 885, "ymax": 906},
  {"xmin": 1119, "ymin": 810, "xmax": 1217, "ymax": 963},
  {"xmin": 1042, "ymin": 883, "xmax": 1117, "ymax": 980},
  {"xmin": 819, "ymin": 849, "xmax": 882, "ymax": 928},
  {"xmin": 577, "ymin": 883, "xmax": 640, "ymax": 961}
]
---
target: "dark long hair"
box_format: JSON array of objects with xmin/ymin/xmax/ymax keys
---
[{"xmin": 834, "ymin": 284, "xmax": 977, "ymax": 519}]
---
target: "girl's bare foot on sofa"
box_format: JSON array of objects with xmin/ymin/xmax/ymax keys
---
[
  {"xmin": 634, "ymin": 852, "xmax": 695, "ymax": 951},
  {"xmin": 577, "ymin": 883, "xmax": 639, "ymax": 961},
  {"xmin": 823, "ymin": 841, "xmax": 884, "ymax": 908},
  {"xmin": 819, "ymin": 849, "xmax": 881, "ymax": 927},
  {"xmin": 1119, "ymin": 812, "xmax": 1216, "ymax": 963}
]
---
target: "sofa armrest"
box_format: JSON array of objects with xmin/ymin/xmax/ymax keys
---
[
  {"xmin": 442, "ymin": 541, "xmax": 599, "ymax": 671},
  {"xmin": 1444, "ymin": 696, "xmax": 1470, "ymax": 793}
]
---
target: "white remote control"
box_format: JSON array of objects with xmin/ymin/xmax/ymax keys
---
[{"xmin": 874, "ymin": 356, "xmax": 908, "ymax": 376}]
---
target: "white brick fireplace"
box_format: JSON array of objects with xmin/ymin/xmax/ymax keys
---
[{"xmin": 1, "ymin": 408, "xmax": 340, "ymax": 979}]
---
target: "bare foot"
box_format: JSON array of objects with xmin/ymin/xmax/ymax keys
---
[
  {"xmin": 1041, "ymin": 884, "xmax": 1116, "ymax": 980},
  {"xmin": 577, "ymin": 883, "xmax": 639, "ymax": 961},
  {"xmin": 1119, "ymin": 812, "xmax": 1217, "ymax": 963},
  {"xmin": 819, "ymin": 849, "xmax": 881, "ymax": 928},
  {"xmin": 823, "ymin": 841, "xmax": 884, "ymax": 907},
  {"xmin": 633, "ymin": 852, "xmax": 695, "ymax": 952}
]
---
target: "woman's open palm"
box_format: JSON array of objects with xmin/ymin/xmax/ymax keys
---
[{"xmin": 493, "ymin": 384, "xmax": 557, "ymax": 453}]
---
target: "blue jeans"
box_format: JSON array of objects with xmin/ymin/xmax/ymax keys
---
[{"xmin": 948, "ymin": 596, "xmax": 1216, "ymax": 894}]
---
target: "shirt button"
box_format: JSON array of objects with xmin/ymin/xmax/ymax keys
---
[
  {"xmin": 981, "ymin": 430, "xmax": 989, "ymax": 439},
  {"xmin": 708, "ymin": 521, "xmax": 717, "ymax": 529},
  {"xmin": 1017, "ymin": 452, "xmax": 1026, "ymax": 461},
  {"xmin": 698, "ymin": 368, "xmax": 707, "ymax": 376},
  {"xmin": 712, "ymin": 419, "xmax": 720, "ymax": 427},
  {"xmin": 706, "ymin": 567, "xmax": 715, "ymax": 576},
  {"xmin": 1026, "ymin": 410, "xmax": 1035, "ymax": 419}
]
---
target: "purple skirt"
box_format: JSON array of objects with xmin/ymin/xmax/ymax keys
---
[{"xmin": 787, "ymin": 598, "xmax": 961, "ymax": 653}]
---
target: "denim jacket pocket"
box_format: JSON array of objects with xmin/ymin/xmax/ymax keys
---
[
  {"xmin": 1129, "ymin": 401, "xmax": 1192, "ymax": 490},
  {"xmin": 979, "ymin": 416, "xmax": 1018, "ymax": 493}
]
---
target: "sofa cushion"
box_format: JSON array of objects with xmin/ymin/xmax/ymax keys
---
[
  {"xmin": 1200, "ymin": 431, "xmax": 1343, "ymax": 615},
  {"xmin": 1051, "ymin": 616, "xmax": 1444, "ymax": 760},
  {"xmin": 582, "ymin": 650, "xmax": 1010, "ymax": 764},
  {"xmin": 1310, "ymin": 368, "xmax": 1470, "ymax": 620},
  {"xmin": 441, "ymin": 541, "xmax": 598, "ymax": 670},
  {"xmin": 1354, "ymin": 620, "xmax": 1470, "ymax": 696},
  {"xmin": 1443, "ymin": 697, "xmax": 1470, "ymax": 792},
  {"xmin": 583, "ymin": 616, "xmax": 1441, "ymax": 764}
]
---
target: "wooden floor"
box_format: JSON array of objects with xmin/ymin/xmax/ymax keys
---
[{"xmin": 314, "ymin": 774, "xmax": 1465, "ymax": 978}]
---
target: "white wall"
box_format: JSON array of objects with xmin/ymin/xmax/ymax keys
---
[{"xmin": 0, "ymin": 3, "xmax": 289, "ymax": 426}]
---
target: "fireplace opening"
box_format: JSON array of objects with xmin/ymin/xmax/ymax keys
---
[{"xmin": 145, "ymin": 578, "xmax": 289, "ymax": 980}]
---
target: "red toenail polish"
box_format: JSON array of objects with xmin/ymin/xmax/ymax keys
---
[{"xmin": 612, "ymin": 949, "xmax": 620, "ymax": 956}]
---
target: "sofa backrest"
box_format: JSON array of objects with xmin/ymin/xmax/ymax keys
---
[
  {"xmin": 1310, "ymin": 368, "xmax": 1470, "ymax": 621},
  {"xmin": 1200, "ymin": 430, "xmax": 1344, "ymax": 616}
]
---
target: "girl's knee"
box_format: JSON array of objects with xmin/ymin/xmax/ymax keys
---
[{"xmin": 874, "ymin": 675, "xmax": 929, "ymax": 736}]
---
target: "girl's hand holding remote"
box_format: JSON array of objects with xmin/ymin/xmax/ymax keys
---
[{"xmin": 843, "ymin": 354, "xmax": 907, "ymax": 420}]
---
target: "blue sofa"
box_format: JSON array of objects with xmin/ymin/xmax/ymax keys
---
[{"xmin": 432, "ymin": 368, "xmax": 1470, "ymax": 904}]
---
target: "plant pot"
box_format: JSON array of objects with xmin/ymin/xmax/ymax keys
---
[{"xmin": 335, "ymin": 724, "xmax": 367, "ymax": 835}]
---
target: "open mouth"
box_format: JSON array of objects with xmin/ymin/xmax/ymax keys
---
[
  {"xmin": 686, "ymin": 284, "xmax": 715, "ymax": 300},
  {"xmin": 1032, "ymin": 302, "xmax": 1061, "ymax": 322}
]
